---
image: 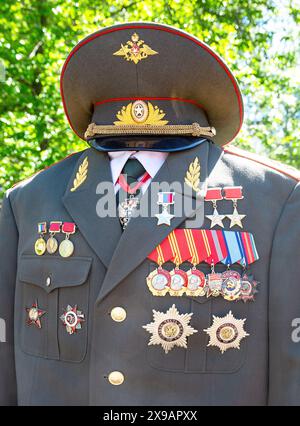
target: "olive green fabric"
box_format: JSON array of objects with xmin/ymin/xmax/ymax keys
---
[{"xmin": 1, "ymin": 141, "xmax": 300, "ymax": 405}]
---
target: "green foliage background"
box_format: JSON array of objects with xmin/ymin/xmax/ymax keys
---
[{"xmin": 0, "ymin": 0, "xmax": 299, "ymax": 193}]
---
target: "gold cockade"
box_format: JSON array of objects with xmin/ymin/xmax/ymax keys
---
[
  {"xmin": 113, "ymin": 32, "xmax": 158, "ymax": 64},
  {"xmin": 114, "ymin": 101, "xmax": 169, "ymax": 126},
  {"xmin": 70, "ymin": 157, "xmax": 89, "ymax": 192},
  {"xmin": 185, "ymin": 157, "xmax": 201, "ymax": 193}
]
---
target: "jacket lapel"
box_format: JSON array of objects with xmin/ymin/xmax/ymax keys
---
[
  {"xmin": 62, "ymin": 148, "xmax": 122, "ymax": 268},
  {"xmin": 96, "ymin": 141, "xmax": 211, "ymax": 303}
]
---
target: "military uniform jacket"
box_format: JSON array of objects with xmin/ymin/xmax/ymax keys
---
[{"xmin": 1, "ymin": 140, "xmax": 300, "ymax": 406}]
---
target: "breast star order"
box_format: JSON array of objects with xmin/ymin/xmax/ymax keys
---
[
  {"xmin": 206, "ymin": 208, "xmax": 226, "ymax": 228},
  {"xmin": 204, "ymin": 310, "xmax": 249, "ymax": 354},
  {"xmin": 143, "ymin": 304, "xmax": 198, "ymax": 354},
  {"xmin": 227, "ymin": 207, "xmax": 246, "ymax": 228}
]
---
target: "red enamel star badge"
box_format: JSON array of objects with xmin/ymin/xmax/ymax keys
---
[{"xmin": 26, "ymin": 301, "xmax": 46, "ymax": 329}]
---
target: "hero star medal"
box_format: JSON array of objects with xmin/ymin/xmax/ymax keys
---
[{"xmin": 155, "ymin": 192, "xmax": 175, "ymax": 226}]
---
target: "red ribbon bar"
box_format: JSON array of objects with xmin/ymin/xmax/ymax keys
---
[
  {"xmin": 204, "ymin": 230, "xmax": 227, "ymax": 265},
  {"xmin": 62, "ymin": 222, "xmax": 76, "ymax": 234},
  {"xmin": 118, "ymin": 172, "xmax": 151, "ymax": 195},
  {"xmin": 205, "ymin": 188, "xmax": 223, "ymax": 201},
  {"xmin": 224, "ymin": 186, "xmax": 243, "ymax": 200},
  {"xmin": 173, "ymin": 229, "xmax": 192, "ymax": 263},
  {"xmin": 49, "ymin": 221, "xmax": 62, "ymax": 233}
]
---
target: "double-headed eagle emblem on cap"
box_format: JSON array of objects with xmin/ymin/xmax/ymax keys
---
[{"xmin": 113, "ymin": 32, "xmax": 158, "ymax": 64}]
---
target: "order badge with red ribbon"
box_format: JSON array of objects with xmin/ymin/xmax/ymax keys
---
[{"xmin": 147, "ymin": 229, "xmax": 259, "ymax": 302}]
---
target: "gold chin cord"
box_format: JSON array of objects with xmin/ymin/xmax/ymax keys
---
[{"xmin": 84, "ymin": 122, "xmax": 216, "ymax": 139}]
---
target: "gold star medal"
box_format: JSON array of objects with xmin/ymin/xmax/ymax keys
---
[
  {"xmin": 205, "ymin": 188, "xmax": 225, "ymax": 228},
  {"xmin": 224, "ymin": 186, "xmax": 246, "ymax": 228},
  {"xmin": 143, "ymin": 304, "xmax": 198, "ymax": 354},
  {"xmin": 35, "ymin": 222, "xmax": 47, "ymax": 256},
  {"xmin": 155, "ymin": 192, "xmax": 175, "ymax": 226},
  {"xmin": 204, "ymin": 310, "xmax": 249, "ymax": 353}
]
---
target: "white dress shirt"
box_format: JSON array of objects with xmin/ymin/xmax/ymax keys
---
[{"xmin": 108, "ymin": 151, "xmax": 168, "ymax": 194}]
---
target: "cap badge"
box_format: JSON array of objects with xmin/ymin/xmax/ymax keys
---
[
  {"xmin": 114, "ymin": 101, "xmax": 168, "ymax": 126},
  {"xmin": 204, "ymin": 311, "xmax": 249, "ymax": 353},
  {"xmin": 113, "ymin": 32, "xmax": 158, "ymax": 64},
  {"xmin": 143, "ymin": 304, "xmax": 197, "ymax": 354}
]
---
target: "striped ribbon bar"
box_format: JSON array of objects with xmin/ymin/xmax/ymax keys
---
[{"xmin": 147, "ymin": 230, "xmax": 259, "ymax": 267}]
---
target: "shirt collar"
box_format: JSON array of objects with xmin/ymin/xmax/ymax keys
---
[{"xmin": 108, "ymin": 151, "xmax": 168, "ymax": 185}]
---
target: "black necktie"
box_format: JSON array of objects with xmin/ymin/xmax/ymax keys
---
[{"xmin": 117, "ymin": 159, "xmax": 146, "ymax": 230}]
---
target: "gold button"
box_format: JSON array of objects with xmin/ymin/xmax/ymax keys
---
[
  {"xmin": 108, "ymin": 371, "xmax": 124, "ymax": 386},
  {"xmin": 110, "ymin": 307, "xmax": 127, "ymax": 322}
]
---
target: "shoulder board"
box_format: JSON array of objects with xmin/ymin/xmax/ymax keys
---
[
  {"xmin": 223, "ymin": 145, "xmax": 300, "ymax": 182},
  {"xmin": 12, "ymin": 152, "xmax": 79, "ymax": 189}
]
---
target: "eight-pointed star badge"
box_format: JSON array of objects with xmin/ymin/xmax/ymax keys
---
[
  {"xmin": 204, "ymin": 310, "xmax": 249, "ymax": 354},
  {"xmin": 26, "ymin": 300, "xmax": 46, "ymax": 329},
  {"xmin": 60, "ymin": 305, "xmax": 85, "ymax": 335},
  {"xmin": 143, "ymin": 304, "xmax": 198, "ymax": 354}
]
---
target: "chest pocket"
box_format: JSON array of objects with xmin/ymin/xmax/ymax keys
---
[
  {"xmin": 146, "ymin": 262, "xmax": 249, "ymax": 374},
  {"xmin": 18, "ymin": 255, "xmax": 92, "ymax": 363}
]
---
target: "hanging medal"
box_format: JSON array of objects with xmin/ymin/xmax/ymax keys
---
[
  {"xmin": 220, "ymin": 231, "xmax": 243, "ymax": 301},
  {"xmin": 221, "ymin": 269, "xmax": 242, "ymax": 301},
  {"xmin": 59, "ymin": 222, "xmax": 76, "ymax": 258},
  {"xmin": 155, "ymin": 192, "xmax": 175, "ymax": 226},
  {"xmin": 205, "ymin": 188, "xmax": 225, "ymax": 228},
  {"xmin": 205, "ymin": 230, "xmax": 227, "ymax": 297},
  {"xmin": 184, "ymin": 229, "xmax": 208, "ymax": 297},
  {"xmin": 46, "ymin": 221, "xmax": 62, "ymax": 254},
  {"xmin": 224, "ymin": 186, "xmax": 246, "ymax": 228},
  {"xmin": 35, "ymin": 222, "xmax": 47, "ymax": 256},
  {"xmin": 146, "ymin": 245, "xmax": 171, "ymax": 296},
  {"xmin": 168, "ymin": 231, "xmax": 188, "ymax": 296},
  {"xmin": 239, "ymin": 272, "xmax": 258, "ymax": 302}
]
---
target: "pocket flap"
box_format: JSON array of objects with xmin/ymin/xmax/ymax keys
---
[{"xmin": 18, "ymin": 255, "xmax": 92, "ymax": 293}]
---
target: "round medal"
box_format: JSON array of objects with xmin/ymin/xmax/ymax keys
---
[
  {"xmin": 221, "ymin": 270, "xmax": 241, "ymax": 301},
  {"xmin": 186, "ymin": 269, "xmax": 206, "ymax": 296},
  {"xmin": 146, "ymin": 268, "xmax": 170, "ymax": 296},
  {"xmin": 59, "ymin": 239, "xmax": 74, "ymax": 258},
  {"xmin": 169, "ymin": 269, "xmax": 187, "ymax": 296},
  {"xmin": 35, "ymin": 238, "xmax": 46, "ymax": 256},
  {"xmin": 46, "ymin": 236, "xmax": 58, "ymax": 254}
]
